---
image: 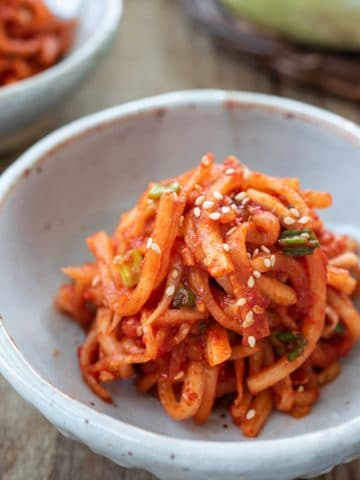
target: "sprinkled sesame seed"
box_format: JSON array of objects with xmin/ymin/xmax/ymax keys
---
[
  {"xmin": 284, "ymin": 216, "xmax": 296, "ymax": 225},
  {"xmin": 247, "ymin": 252, "xmax": 251, "ymax": 259},
  {"xmin": 112, "ymin": 256, "xmax": 122, "ymax": 264},
  {"xmin": 194, "ymin": 207, "xmax": 201, "ymax": 218},
  {"xmin": 253, "ymin": 270, "xmax": 261, "ymax": 279},
  {"xmin": 146, "ymin": 237, "xmax": 153, "ymax": 248},
  {"xmin": 261, "ymin": 245, "xmax": 270, "ymax": 254},
  {"xmin": 242, "ymin": 197, "xmax": 250, "ymax": 206},
  {"xmin": 174, "ymin": 371, "xmax": 184, "ymax": 381},
  {"xmin": 201, "ymin": 155, "xmax": 211, "ymax": 167},
  {"xmin": 166, "ymin": 285, "xmax": 176, "ymax": 297},
  {"xmin": 221, "ymin": 206, "xmax": 230, "ymax": 214},
  {"xmin": 236, "ymin": 297, "xmax": 247, "ymax": 307},
  {"xmin": 225, "ymin": 168, "xmax": 235, "ymax": 175},
  {"xmin": 194, "ymin": 184, "xmax": 202, "ymax": 191},
  {"xmin": 171, "ymin": 269, "xmax": 179, "ymax": 279},
  {"xmin": 248, "ymin": 336, "xmax": 256, "ymax": 348},
  {"xmin": 243, "ymin": 167, "xmax": 251, "ymax": 180},
  {"xmin": 172, "ymin": 192, "xmax": 178, "ymax": 200},
  {"xmin": 209, "ymin": 212, "xmax": 221, "ymax": 220},
  {"xmin": 289, "ymin": 207, "xmax": 300, "ymax": 218},
  {"xmin": 243, "ymin": 310, "xmax": 254, "ymax": 328},
  {"xmin": 247, "ymin": 276, "xmax": 255, "ymax": 288},
  {"xmin": 253, "ymin": 248, "xmax": 259, "ymax": 257},
  {"xmin": 297, "ymin": 385, "xmax": 305, "ymax": 393},
  {"xmin": 203, "ymin": 200, "xmax": 215, "ymax": 209},
  {"xmin": 147, "ymin": 199, "xmax": 154, "ymax": 205},
  {"xmin": 298, "ymin": 216, "xmax": 310, "ymax": 224},
  {"xmin": 136, "ymin": 326, "xmax": 143, "ymax": 336},
  {"xmin": 246, "ymin": 408, "xmax": 256, "ymax": 420},
  {"xmin": 223, "ymin": 243, "xmax": 230, "ymax": 252},
  {"xmin": 263, "ymin": 258, "xmax": 271, "ymax": 268},
  {"xmin": 231, "ymin": 203, "xmax": 238, "ymax": 212},
  {"xmin": 213, "ymin": 191, "xmax": 223, "ymax": 200},
  {"xmin": 234, "ymin": 192, "xmax": 246, "ymax": 202},
  {"xmin": 179, "ymin": 215, "xmax": 184, "ymax": 227},
  {"xmin": 195, "ymin": 195, "xmax": 205, "ymax": 206},
  {"xmin": 226, "ymin": 226, "xmax": 237, "ymax": 236},
  {"xmin": 253, "ymin": 305, "xmax": 265, "ymax": 315},
  {"xmin": 91, "ymin": 275, "xmax": 100, "ymax": 287},
  {"xmin": 270, "ymin": 254, "xmax": 276, "ymax": 267},
  {"xmin": 151, "ymin": 242, "xmax": 161, "ymax": 254}
]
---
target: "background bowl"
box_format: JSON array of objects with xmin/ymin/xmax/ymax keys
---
[
  {"xmin": 0, "ymin": 90, "xmax": 359, "ymax": 480},
  {"xmin": 0, "ymin": 0, "xmax": 123, "ymax": 154}
]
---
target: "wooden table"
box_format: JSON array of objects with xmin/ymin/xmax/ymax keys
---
[{"xmin": 1, "ymin": 1, "xmax": 359, "ymax": 479}]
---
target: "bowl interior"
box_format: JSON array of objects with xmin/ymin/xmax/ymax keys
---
[{"xmin": 1, "ymin": 99, "xmax": 360, "ymax": 442}]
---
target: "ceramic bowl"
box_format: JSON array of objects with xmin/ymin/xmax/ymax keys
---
[
  {"xmin": 0, "ymin": 0, "xmax": 123, "ymax": 154},
  {"xmin": 0, "ymin": 91, "xmax": 359, "ymax": 480}
]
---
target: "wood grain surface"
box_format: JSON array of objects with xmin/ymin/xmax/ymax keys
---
[{"xmin": 0, "ymin": 1, "xmax": 359, "ymax": 479}]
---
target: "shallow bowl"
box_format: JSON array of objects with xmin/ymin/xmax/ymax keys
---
[
  {"xmin": 0, "ymin": 0, "xmax": 123, "ymax": 153},
  {"xmin": 0, "ymin": 90, "xmax": 359, "ymax": 480}
]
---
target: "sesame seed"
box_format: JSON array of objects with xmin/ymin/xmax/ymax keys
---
[
  {"xmin": 195, "ymin": 195, "xmax": 205, "ymax": 206},
  {"xmin": 172, "ymin": 192, "xmax": 178, "ymax": 200},
  {"xmin": 246, "ymin": 408, "xmax": 256, "ymax": 420},
  {"xmin": 243, "ymin": 167, "xmax": 251, "ymax": 180},
  {"xmin": 146, "ymin": 237, "xmax": 153, "ymax": 248},
  {"xmin": 147, "ymin": 199, "xmax": 154, "ymax": 205},
  {"xmin": 234, "ymin": 192, "xmax": 246, "ymax": 202},
  {"xmin": 209, "ymin": 212, "xmax": 221, "ymax": 220},
  {"xmin": 263, "ymin": 258, "xmax": 271, "ymax": 268},
  {"xmin": 112, "ymin": 255, "xmax": 122, "ymax": 264},
  {"xmin": 248, "ymin": 336, "xmax": 256, "ymax": 348},
  {"xmin": 247, "ymin": 276, "xmax": 255, "ymax": 288},
  {"xmin": 230, "ymin": 203, "xmax": 238, "ymax": 212},
  {"xmin": 253, "ymin": 305, "xmax": 264, "ymax": 315},
  {"xmin": 261, "ymin": 245, "xmax": 270, "ymax": 254},
  {"xmin": 213, "ymin": 191, "xmax": 223, "ymax": 200},
  {"xmin": 201, "ymin": 155, "xmax": 211, "ymax": 167},
  {"xmin": 203, "ymin": 200, "xmax": 215, "ymax": 209},
  {"xmin": 270, "ymin": 254, "xmax": 276, "ymax": 267},
  {"xmin": 236, "ymin": 297, "xmax": 247, "ymax": 307},
  {"xmin": 226, "ymin": 226, "xmax": 237, "ymax": 236},
  {"xmin": 136, "ymin": 326, "xmax": 143, "ymax": 336},
  {"xmin": 253, "ymin": 270, "xmax": 261, "ymax": 279},
  {"xmin": 194, "ymin": 207, "xmax": 201, "ymax": 218},
  {"xmin": 171, "ymin": 269, "xmax": 179, "ymax": 279},
  {"xmin": 247, "ymin": 252, "xmax": 251, "ymax": 259},
  {"xmin": 299, "ymin": 216, "xmax": 310, "ymax": 224},
  {"xmin": 242, "ymin": 197, "xmax": 250, "ymax": 206},
  {"xmin": 91, "ymin": 275, "xmax": 100, "ymax": 287},
  {"xmin": 253, "ymin": 248, "xmax": 259, "ymax": 257},
  {"xmin": 151, "ymin": 242, "xmax": 161, "ymax": 254},
  {"xmin": 243, "ymin": 310, "xmax": 254, "ymax": 328},
  {"xmin": 179, "ymin": 215, "xmax": 184, "ymax": 227},
  {"xmin": 225, "ymin": 168, "xmax": 235, "ymax": 175},
  {"xmin": 166, "ymin": 285, "xmax": 176, "ymax": 297},
  {"xmin": 289, "ymin": 207, "xmax": 300, "ymax": 218},
  {"xmin": 194, "ymin": 184, "xmax": 202, "ymax": 191},
  {"xmin": 222, "ymin": 243, "xmax": 230, "ymax": 252},
  {"xmin": 221, "ymin": 206, "xmax": 230, "ymax": 214},
  {"xmin": 297, "ymin": 385, "xmax": 305, "ymax": 393},
  {"xmin": 284, "ymin": 216, "xmax": 296, "ymax": 225},
  {"xmin": 174, "ymin": 371, "xmax": 184, "ymax": 381}
]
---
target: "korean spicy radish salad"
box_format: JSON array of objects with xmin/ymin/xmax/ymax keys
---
[{"xmin": 56, "ymin": 154, "xmax": 360, "ymax": 437}]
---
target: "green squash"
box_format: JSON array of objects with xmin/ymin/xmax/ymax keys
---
[{"xmin": 221, "ymin": 0, "xmax": 360, "ymax": 50}]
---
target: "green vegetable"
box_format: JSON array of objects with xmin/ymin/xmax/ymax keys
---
[
  {"xmin": 148, "ymin": 182, "xmax": 181, "ymax": 200},
  {"xmin": 221, "ymin": 0, "xmax": 360, "ymax": 50},
  {"xmin": 278, "ymin": 229, "xmax": 320, "ymax": 257},
  {"xmin": 270, "ymin": 329, "xmax": 307, "ymax": 362},
  {"xmin": 113, "ymin": 248, "xmax": 143, "ymax": 288},
  {"xmin": 172, "ymin": 284, "xmax": 196, "ymax": 309},
  {"xmin": 335, "ymin": 323, "xmax": 345, "ymax": 335}
]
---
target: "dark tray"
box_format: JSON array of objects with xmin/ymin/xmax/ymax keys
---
[{"xmin": 181, "ymin": 0, "xmax": 360, "ymax": 101}]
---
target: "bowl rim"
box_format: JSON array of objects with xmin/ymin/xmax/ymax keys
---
[
  {"xmin": 0, "ymin": 90, "xmax": 360, "ymax": 477},
  {"xmin": 0, "ymin": 0, "xmax": 123, "ymax": 99}
]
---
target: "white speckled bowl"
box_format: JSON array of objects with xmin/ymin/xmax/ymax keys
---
[
  {"xmin": 0, "ymin": 0, "xmax": 122, "ymax": 153},
  {"xmin": 0, "ymin": 91, "xmax": 359, "ymax": 480}
]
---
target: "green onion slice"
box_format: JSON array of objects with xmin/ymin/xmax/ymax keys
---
[
  {"xmin": 278, "ymin": 229, "xmax": 320, "ymax": 257},
  {"xmin": 270, "ymin": 329, "xmax": 307, "ymax": 361},
  {"xmin": 113, "ymin": 248, "xmax": 143, "ymax": 288},
  {"xmin": 172, "ymin": 284, "xmax": 196, "ymax": 309},
  {"xmin": 148, "ymin": 182, "xmax": 181, "ymax": 200}
]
